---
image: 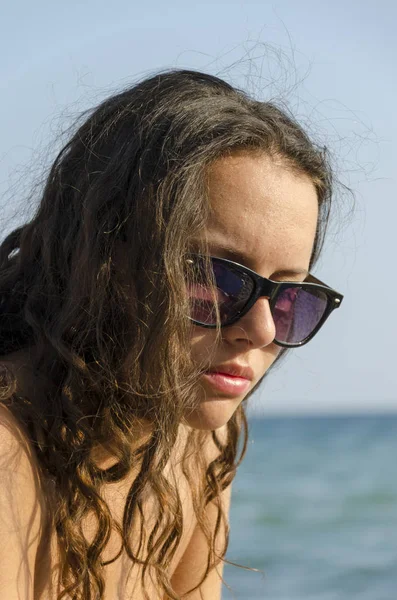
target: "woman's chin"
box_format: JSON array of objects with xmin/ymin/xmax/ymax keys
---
[{"xmin": 183, "ymin": 396, "xmax": 241, "ymax": 430}]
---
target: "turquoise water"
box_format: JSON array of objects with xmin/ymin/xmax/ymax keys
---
[{"xmin": 223, "ymin": 415, "xmax": 397, "ymax": 600}]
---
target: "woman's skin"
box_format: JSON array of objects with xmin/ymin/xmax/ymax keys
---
[
  {"xmin": 187, "ymin": 151, "xmax": 319, "ymax": 431},
  {"xmin": 0, "ymin": 150, "xmax": 320, "ymax": 599}
]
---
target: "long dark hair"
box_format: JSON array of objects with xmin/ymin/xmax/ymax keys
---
[{"xmin": 0, "ymin": 69, "xmax": 333, "ymax": 599}]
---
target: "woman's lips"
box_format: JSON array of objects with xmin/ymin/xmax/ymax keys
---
[{"xmin": 201, "ymin": 371, "xmax": 251, "ymax": 396}]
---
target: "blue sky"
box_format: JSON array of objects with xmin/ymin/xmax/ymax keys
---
[{"xmin": 0, "ymin": 0, "xmax": 395, "ymax": 414}]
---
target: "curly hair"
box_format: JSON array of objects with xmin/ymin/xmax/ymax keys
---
[{"xmin": 0, "ymin": 69, "xmax": 334, "ymax": 599}]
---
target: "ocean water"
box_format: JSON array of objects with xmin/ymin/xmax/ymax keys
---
[{"xmin": 222, "ymin": 415, "xmax": 397, "ymax": 600}]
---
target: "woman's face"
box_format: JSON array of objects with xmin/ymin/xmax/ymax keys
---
[{"xmin": 186, "ymin": 151, "xmax": 319, "ymax": 430}]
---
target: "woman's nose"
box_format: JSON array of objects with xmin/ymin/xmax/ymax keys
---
[{"xmin": 222, "ymin": 297, "xmax": 276, "ymax": 348}]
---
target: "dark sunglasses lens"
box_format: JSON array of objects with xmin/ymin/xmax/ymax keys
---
[
  {"xmin": 188, "ymin": 259, "xmax": 254, "ymax": 325},
  {"xmin": 273, "ymin": 286, "xmax": 328, "ymax": 344}
]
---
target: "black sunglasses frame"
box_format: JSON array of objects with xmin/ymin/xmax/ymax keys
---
[{"xmin": 188, "ymin": 255, "xmax": 344, "ymax": 348}]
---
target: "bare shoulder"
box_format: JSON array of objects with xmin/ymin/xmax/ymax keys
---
[{"xmin": 0, "ymin": 403, "xmax": 45, "ymax": 599}]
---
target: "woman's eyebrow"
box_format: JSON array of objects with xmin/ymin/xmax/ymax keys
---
[
  {"xmin": 271, "ymin": 268, "xmax": 309, "ymax": 281},
  {"xmin": 193, "ymin": 241, "xmax": 309, "ymax": 279},
  {"xmin": 195, "ymin": 242, "xmax": 255, "ymax": 266}
]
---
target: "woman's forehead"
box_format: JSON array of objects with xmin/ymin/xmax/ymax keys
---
[{"xmin": 202, "ymin": 152, "xmax": 319, "ymax": 274}]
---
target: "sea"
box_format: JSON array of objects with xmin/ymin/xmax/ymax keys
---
[{"xmin": 222, "ymin": 415, "xmax": 397, "ymax": 600}]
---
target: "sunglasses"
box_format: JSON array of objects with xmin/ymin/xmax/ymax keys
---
[{"xmin": 186, "ymin": 255, "xmax": 343, "ymax": 348}]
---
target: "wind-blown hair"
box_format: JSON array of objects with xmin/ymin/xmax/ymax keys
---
[{"xmin": 0, "ymin": 69, "xmax": 334, "ymax": 599}]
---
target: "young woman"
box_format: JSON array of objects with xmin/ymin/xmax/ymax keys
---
[{"xmin": 0, "ymin": 69, "xmax": 343, "ymax": 600}]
